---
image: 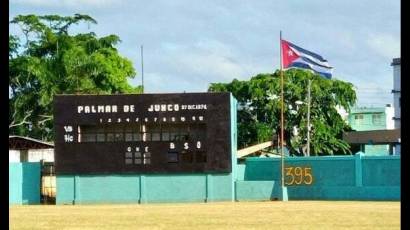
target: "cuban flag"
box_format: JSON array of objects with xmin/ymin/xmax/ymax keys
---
[{"xmin": 281, "ymin": 39, "xmax": 333, "ymax": 79}]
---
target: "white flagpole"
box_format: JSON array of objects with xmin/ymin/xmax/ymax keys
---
[
  {"xmin": 279, "ymin": 31, "xmax": 288, "ymax": 201},
  {"xmin": 280, "ymin": 31, "xmax": 285, "ymax": 192}
]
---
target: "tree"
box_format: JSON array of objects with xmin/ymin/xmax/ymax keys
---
[
  {"xmin": 9, "ymin": 14, "xmax": 141, "ymax": 141},
  {"xmin": 208, "ymin": 69, "xmax": 357, "ymax": 156}
]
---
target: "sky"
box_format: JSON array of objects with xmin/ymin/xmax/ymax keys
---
[{"xmin": 9, "ymin": 0, "xmax": 400, "ymax": 107}]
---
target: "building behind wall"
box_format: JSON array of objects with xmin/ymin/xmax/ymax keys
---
[
  {"xmin": 347, "ymin": 105, "xmax": 397, "ymax": 155},
  {"xmin": 348, "ymin": 106, "xmax": 394, "ymax": 131},
  {"xmin": 9, "ymin": 136, "xmax": 54, "ymax": 163},
  {"xmin": 9, "ymin": 136, "xmax": 55, "ymax": 204}
]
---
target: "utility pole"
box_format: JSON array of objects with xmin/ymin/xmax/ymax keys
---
[
  {"xmin": 307, "ymin": 79, "xmax": 311, "ymax": 157},
  {"xmin": 141, "ymin": 45, "xmax": 144, "ymax": 93}
]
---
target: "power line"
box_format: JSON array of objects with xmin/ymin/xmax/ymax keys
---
[
  {"xmin": 357, "ymin": 91, "xmax": 391, "ymax": 93},
  {"xmin": 356, "ymin": 87, "xmax": 391, "ymax": 89}
]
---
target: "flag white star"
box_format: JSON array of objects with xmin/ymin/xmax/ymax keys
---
[{"xmin": 288, "ymin": 50, "xmax": 293, "ymax": 56}]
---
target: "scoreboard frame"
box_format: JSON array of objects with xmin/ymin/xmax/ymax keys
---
[{"xmin": 53, "ymin": 92, "xmax": 232, "ymax": 174}]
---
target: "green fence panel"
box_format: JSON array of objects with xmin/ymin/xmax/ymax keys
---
[
  {"xmin": 235, "ymin": 180, "xmax": 277, "ymax": 201},
  {"xmin": 244, "ymin": 157, "xmax": 356, "ymax": 186},
  {"xmin": 238, "ymin": 155, "xmax": 400, "ymax": 201},
  {"xmin": 77, "ymin": 175, "xmax": 141, "ymax": 204},
  {"xmin": 244, "ymin": 158, "xmax": 281, "ymax": 181},
  {"xmin": 56, "ymin": 175, "xmax": 75, "ymax": 204},
  {"xmin": 9, "ymin": 163, "xmax": 41, "ymax": 205},
  {"xmin": 362, "ymin": 156, "xmax": 400, "ymax": 186},
  {"xmin": 9, "ymin": 163, "xmax": 23, "ymax": 204},
  {"xmin": 286, "ymin": 186, "xmax": 400, "ymax": 200},
  {"xmin": 144, "ymin": 174, "xmax": 206, "ymax": 203},
  {"xmin": 236, "ymin": 164, "xmax": 246, "ymax": 181}
]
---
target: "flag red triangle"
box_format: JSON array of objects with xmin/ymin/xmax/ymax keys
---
[{"xmin": 281, "ymin": 40, "xmax": 299, "ymax": 68}]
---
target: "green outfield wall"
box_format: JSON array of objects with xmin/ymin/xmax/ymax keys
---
[
  {"xmin": 235, "ymin": 153, "xmax": 400, "ymax": 201},
  {"xmin": 9, "ymin": 162, "xmax": 41, "ymax": 205},
  {"xmin": 10, "ymin": 94, "xmax": 400, "ymax": 204},
  {"xmin": 10, "ymin": 153, "xmax": 400, "ymax": 204},
  {"xmin": 57, "ymin": 173, "xmax": 235, "ymax": 204}
]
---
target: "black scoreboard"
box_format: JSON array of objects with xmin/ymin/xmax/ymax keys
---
[{"xmin": 53, "ymin": 93, "xmax": 232, "ymax": 174}]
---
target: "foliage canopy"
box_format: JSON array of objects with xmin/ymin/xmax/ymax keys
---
[
  {"xmin": 9, "ymin": 14, "xmax": 141, "ymax": 140},
  {"xmin": 209, "ymin": 69, "xmax": 357, "ymax": 156}
]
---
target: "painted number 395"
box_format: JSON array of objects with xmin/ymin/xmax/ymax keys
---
[{"xmin": 285, "ymin": 167, "xmax": 313, "ymax": 185}]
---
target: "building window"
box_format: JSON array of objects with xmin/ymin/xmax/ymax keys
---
[
  {"xmin": 372, "ymin": 113, "xmax": 383, "ymax": 125},
  {"xmin": 354, "ymin": 114, "xmax": 363, "ymax": 120},
  {"xmin": 354, "ymin": 114, "xmax": 364, "ymax": 124}
]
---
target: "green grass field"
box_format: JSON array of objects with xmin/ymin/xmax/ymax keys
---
[{"xmin": 10, "ymin": 201, "xmax": 400, "ymax": 230}]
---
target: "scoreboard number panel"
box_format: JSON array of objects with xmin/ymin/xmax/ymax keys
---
[{"xmin": 54, "ymin": 93, "xmax": 232, "ymax": 174}]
